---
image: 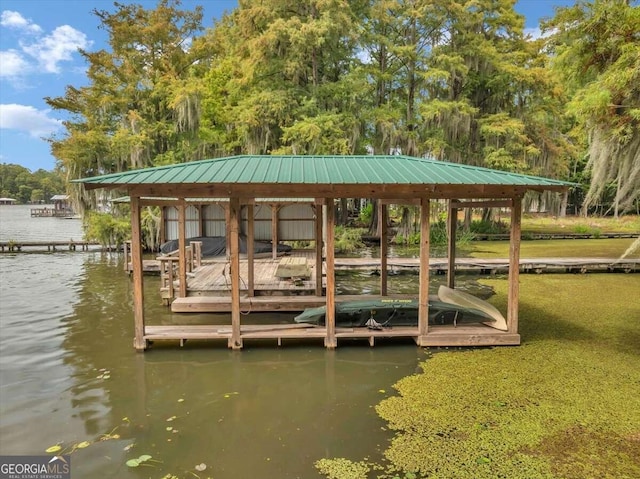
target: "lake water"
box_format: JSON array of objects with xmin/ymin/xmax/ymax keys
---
[{"xmin": 0, "ymin": 205, "xmax": 431, "ymax": 478}]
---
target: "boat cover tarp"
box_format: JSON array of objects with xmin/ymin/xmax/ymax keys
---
[{"xmin": 160, "ymin": 236, "xmax": 292, "ymax": 258}]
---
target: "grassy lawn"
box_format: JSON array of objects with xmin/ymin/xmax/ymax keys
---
[
  {"xmin": 317, "ymin": 275, "xmax": 640, "ymax": 479},
  {"xmin": 467, "ymin": 238, "xmax": 640, "ymax": 259},
  {"xmin": 519, "ymin": 214, "xmax": 640, "ymax": 235}
]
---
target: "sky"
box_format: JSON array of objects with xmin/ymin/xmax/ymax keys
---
[{"xmin": 0, "ymin": 0, "xmax": 574, "ymax": 172}]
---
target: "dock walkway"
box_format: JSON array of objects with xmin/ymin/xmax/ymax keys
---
[{"xmin": 0, "ymin": 240, "xmax": 100, "ymax": 252}]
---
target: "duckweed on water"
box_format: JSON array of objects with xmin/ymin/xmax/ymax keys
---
[
  {"xmin": 315, "ymin": 458, "xmax": 372, "ymax": 479},
  {"xmin": 318, "ymin": 274, "xmax": 640, "ymax": 479}
]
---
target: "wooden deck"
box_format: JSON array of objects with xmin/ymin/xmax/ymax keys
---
[{"xmin": 143, "ymin": 323, "xmax": 520, "ymax": 348}]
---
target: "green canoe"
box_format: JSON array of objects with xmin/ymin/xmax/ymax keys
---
[{"xmin": 294, "ymin": 295, "xmax": 497, "ymax": 329}]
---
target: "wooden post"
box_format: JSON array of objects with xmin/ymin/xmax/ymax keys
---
[
  {"xmin": 247, "ymin": 203, "xmax": 255, "ymax": 297},
  {"xmin": 198, "ymin": 204, "xmax": 205, "ymax": 236},
  {"xmin": 314, "ymin": 201, "xmax": 323, "ymax": 297},
  {"xmin": 379, "ymin": 200, "xmax": 388, "ymax": 296},
  {"xmin": 417, "ymin": 197, "xmax": 430, "ymax": 345},
  {"xmin": 324, "ymin": 198, "xmax": 337, "ymax": 349},
  {"xmin": 159, "ymin": 207, "xmax": 166, "ymax": 246},
  {"xmin": 165, "ymin": 258, "xmax": 174, "ymax": 304},
  {"xmin": 131, "ymin": 196, "xmax": 147, "ymax": 351},
  {"xmin": 178, "ymin": 201, "xmax": 187, "ymax": 298},
  {"xmin": 229, "ymin": 197, "xmax": 243, "ymax": 349},
  {"xmin": 123, "ymin": 241, "xmax": 129, "ymax": 272},
  {"xmin": 447, "ymin": 200, "xmax": 457, "ymax": 289},
  {"xmin": 225, "ymin": 204, "xmax": 230, "ymax": 259},
  {"xmin": 271, "ymin": 204, "xmax": 278, "ymax": 260},
  {"xmin": 507, "ymin": 196, "xmax": 522, "ymax": 333}
]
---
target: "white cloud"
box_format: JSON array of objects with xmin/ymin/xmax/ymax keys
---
[
  {"xmin": 0, "ymin": 50, "xmax": 30, "ymax": 77},
  {"xmin": 0, "ymin": 10, "xmax": 91, "ymax": 78},
  {"xmin": 0, "ymin": 10, "xmax": 42, "ymax": 34},
  {"xmin": 524, "ymin": 27, "xmax": 553, "ymax": 41},
  {"xmin": 21, "ymin": 25, "xmax": 91, "ymax": 74},
  {"xmin": 0, "ymin": 104, "xmax": 62, "ymax": 138}
]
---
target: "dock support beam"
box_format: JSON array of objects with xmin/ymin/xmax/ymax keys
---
[
  {"xmin": 247, "ymin": 203, "xmax": 255, "ymax": 297},
  {"xmin": 378, "ymin": 200, "xmax": 388, "ymax": 296},
  {"xmin": 178, "ymin": 201, "xmax": 187, "ymax": 298},
  {"xmin": 229, "ymin": 197, "xmax": 243, "ymax": 349},
  {"xmin": 447, "ymin": 200, "xmax": 457, "ymax": 289},
  {"xmin": 324, "ymin": 198, "xmax": 337, "ymax": 349},
  {"xmin": 507, "ymin": 196, "xmax": 522, "ymax": 333},
  {"xmin": 314, "ymin": 200, "xmax": 323, "ymax": 297},
  {"xmin": 131, "ymin": 196, "xmax": 147, "ymax": 351},
  {"xmin": 271, "ymin": 205, "xmax": 279, "ymax": 260},
  {"xmin": 417, "ymin": 198, "xmax": 430, "ymax": 346}
]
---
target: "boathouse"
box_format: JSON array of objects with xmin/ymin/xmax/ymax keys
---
[
  {"xmin": 77, "ymin": 155, "xmax": 571, "ymax": 351},
  {"xmin": 0, "ymin": 197, "xmax": 17, "ymax": 205}
]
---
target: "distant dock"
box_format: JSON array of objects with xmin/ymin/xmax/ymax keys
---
[
  {"xmin": 29, "ymin": 207, "xmax": 76, "ymax": 218},
  {"xmin": 0, "ymin": 240, "xmax": 100, "ymax": 252}
]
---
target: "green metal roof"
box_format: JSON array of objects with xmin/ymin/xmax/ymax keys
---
[{"xmin": 78, "ymin": 155, "xmax": 572, "ymax": 189}]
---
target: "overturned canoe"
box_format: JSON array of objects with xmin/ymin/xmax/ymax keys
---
[
  {"xmin": 437, "ymin": 285, "xmax": 508, "ymax": 331},
  {"xmin": 294, "ymin": 290, "xmax": 500, "ymax": 329}
]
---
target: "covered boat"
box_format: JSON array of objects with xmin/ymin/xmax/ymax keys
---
[
  {"xmin": 294, "ymin": 286, "xmax": 508, "ymax": 330},
  {"xmin": 160, "ymin": 236, "xmax": 292, "ymax": 257}
]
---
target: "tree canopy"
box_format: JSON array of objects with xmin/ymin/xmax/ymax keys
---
[
  {"xmin": 45, "ymin": 0, "xmax": 640, "ymax": 215},
  {"xmin": 0, "ymin": 163, "xmax": 66, "ymax": 203},
  {"xmin": 544, "ymin": 0, "xmax": 640, "ymax": 216}
]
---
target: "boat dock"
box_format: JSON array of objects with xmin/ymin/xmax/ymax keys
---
[
  {"xmin": 29, "ymin": 208, "xmax": 75, "ymax": 218},
  {"xmin": 0, "ymin": 240, "xmax": 100, "ymax": 252}
]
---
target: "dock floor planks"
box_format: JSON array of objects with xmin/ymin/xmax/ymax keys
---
[{"xmin": 143, "ymin": 323, "xmax": 520, "ymax": 347}]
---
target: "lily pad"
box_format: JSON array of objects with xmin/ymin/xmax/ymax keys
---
[
  {"xmin": 195, "ymin": 463, "xmax": 206, "ymax": 472},
  {"xmin": 126, "ymin": 454, "xmax": 152, "ymax": 467},
  {"xmin": 45, "ymin": 445, "xmax": 62, "ymax": 453},
  {"xmin": 75, "ymin": 441, "xmax": 91, "ymax": 449}
]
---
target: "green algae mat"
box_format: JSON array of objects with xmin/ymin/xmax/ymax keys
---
[{"xmin": 317, "ymin": 274, "xmax": 640, "ymax": 479}]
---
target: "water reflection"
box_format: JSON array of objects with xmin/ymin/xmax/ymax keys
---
[
  {"xmin": 1, "ymin": 248, "xmax": 501, "ymax": 478},
  {"xmin": 0, "ymin": 254, "xmax": 420, "ymax": 478}
]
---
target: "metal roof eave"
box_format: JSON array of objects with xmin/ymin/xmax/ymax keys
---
[{"xmin": 73, "ymin": 155, "xmax": 577, "ymax": 197}]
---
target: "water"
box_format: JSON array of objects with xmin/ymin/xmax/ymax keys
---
[{"xmin": 0, "ymin": 205, "xmax": 426, "ymax": 478}]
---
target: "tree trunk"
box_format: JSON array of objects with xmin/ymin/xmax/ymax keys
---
[
  {"xmin": 368, "ymin": 199, "xmax": 379, "ymax": 236},
  {"xmin": 560, "ymin": 191, "xmax": 568, "ymax": 218}
]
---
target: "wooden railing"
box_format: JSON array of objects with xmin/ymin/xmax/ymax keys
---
[
  {"xmin": 123, "ymin": 240, "xmax": 202, "ymax": 304},
  {"xmin": 124, "ymin": 240, "xmax": 203, "ymax": 304}
]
